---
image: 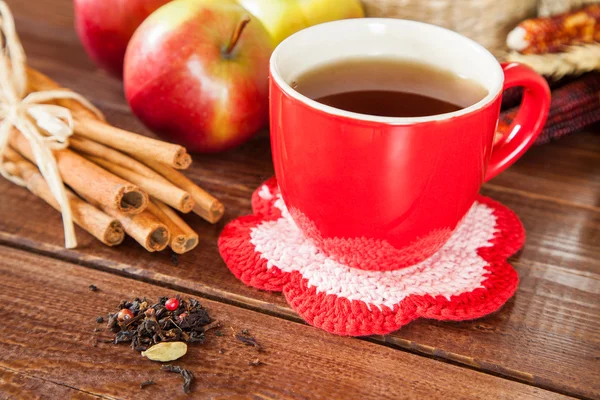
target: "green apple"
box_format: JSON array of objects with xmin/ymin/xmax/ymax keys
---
[
  {"xmin": 236, "ymin": 0, "xmax": 309, "ymax": 46},
  {"xmin": 297, "ymin": 0, "xmax": 365, "ymax": 26}
]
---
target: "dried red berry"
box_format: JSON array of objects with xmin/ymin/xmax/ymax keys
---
[
  {"xmin": 117, "ymin": 308, "xmax": 134, "ymax": 322},
  {"xmin": 165, "ymin": 298, "xmax": 179, "ymax": 311}
]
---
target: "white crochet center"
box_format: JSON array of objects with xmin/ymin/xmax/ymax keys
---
[{"xmin": 250, "ymin": 185, "xmax": 498, "ymax": 310}]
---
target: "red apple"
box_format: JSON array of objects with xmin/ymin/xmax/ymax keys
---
[
  {"xmin": 124, "ymin": 0, "xmax": 272, "ymax": 153},
  {"xmin": 74, "ymin": 0, "xmax": 172, "ymax": 77}
]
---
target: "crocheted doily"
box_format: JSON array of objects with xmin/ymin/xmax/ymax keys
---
[{"xmin": 219, "ymin": 178, "xmax": 524, "ymax": 336}]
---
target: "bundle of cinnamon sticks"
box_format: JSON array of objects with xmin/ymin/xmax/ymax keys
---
[{"xmin": 3, "ymin": 67, "xmax": 224, "ymax": 254}]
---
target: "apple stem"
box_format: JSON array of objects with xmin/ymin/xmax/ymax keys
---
[{"xmin": 223, "ymin": 15, "xmax": 251, "ymax": 57}]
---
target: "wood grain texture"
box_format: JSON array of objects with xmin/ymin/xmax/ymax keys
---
[
  {"xmin": 488, "ymin": 139, "xmax": 600, "ymax": 210},
  {"xmin": 0, "ymin": 368, "xmax": 102, "ymax": 400},
  {"xmin": 0, "ymin": 246, "xmax": 572, "ymax": 400},
  {"xmin": 1, "ymin": 0, "xmax": 599, "ymax": 398},
  {"xmin": 0, "ymin": 143, "xmax": 597, "ymax": 397}
]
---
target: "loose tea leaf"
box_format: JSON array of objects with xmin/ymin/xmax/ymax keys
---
[
  {"xmin": 140, "ymin": 380, "xmax": 155, "ymax": 389},
  {"xmin": 103, "ymin": 297, "xmax": 214, "ymax": 352},
  {"xmin": 142, "ymin": 341, "xmax": 188, "ymax": 362},
  {"xmin": 202, "ymin": 321, "xmax": 221, "ymax": 332},
  {"xmin": 162, "ymin": 365, "xmax": 194, "ymax": 394},
  {"xmin": 235, "ymin": 333, "xmax": 262, "ymax": 351}
]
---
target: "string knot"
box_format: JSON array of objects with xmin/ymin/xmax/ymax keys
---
[{"xmin": 0, "ymin": 1, "xmax": 104, "ymax": 248}]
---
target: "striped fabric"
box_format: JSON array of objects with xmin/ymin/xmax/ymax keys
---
[{"xmin": 499, "ymin": 72, "xmax": 600, "ymax": 144}]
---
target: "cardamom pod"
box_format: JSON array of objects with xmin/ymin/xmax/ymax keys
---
[{"xmin": 141, "ymin": 341, "xmax": 187, "ymax": 362}]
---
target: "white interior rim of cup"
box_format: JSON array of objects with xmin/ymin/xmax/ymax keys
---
[{"xmin": 270, "ymin": 18, "xmax": 504, "ymax": 124}]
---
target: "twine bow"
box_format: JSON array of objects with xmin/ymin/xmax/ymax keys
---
[{"xmin": 0, "ymin": 1, "xmax": 104, "ymax": 248}]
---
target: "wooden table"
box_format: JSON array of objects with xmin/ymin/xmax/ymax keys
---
[{"xmin": 1, "ymin": 1, "xmax": 599, "ymax": 399}]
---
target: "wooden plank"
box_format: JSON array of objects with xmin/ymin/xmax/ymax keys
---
[
  {"xmin": 1, "ymin": 0, "xmax": 598, "ymax": 398},
  {"xmin": 0, "ymin": 171, "xmax": 598, "ymax": 399},
  {"xmin": 0, "ymin": 246, "xmax": 570, "ymax": 400},
  {"xmin": 0, "ymin": 368, "xmax": 102, "ymax": 400},
  {"xmin": 487, "ymin": 140, "xmax": 600, "ymax": 211},
  {"xmin": 480, "ymin": 187, "xmax": 600, "ymax": 274},
  {"xmin": 7, "ymin": 0, "xmax": 75, "ymax": 29}
]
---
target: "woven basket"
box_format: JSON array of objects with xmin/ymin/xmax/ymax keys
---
[
  {"xmin": 361, "ymin": 0, "xmax": 539, "ymax": 56},
  {"xmin": 539, "ymin": 0, "xmax": 600, "ymax": 16}
]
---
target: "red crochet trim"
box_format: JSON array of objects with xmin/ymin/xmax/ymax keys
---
[{"xmin": 219, "ymin": 178, "xmax": 524, "ymax": 336}]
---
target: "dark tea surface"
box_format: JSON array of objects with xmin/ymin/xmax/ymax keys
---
[
  {"xmin": 294, "ymin": 58, "xmax": 488, "ymax": 118},
  {"xmin": 313, "ymin": 90, "xmax": 463, "ymax": 117}
]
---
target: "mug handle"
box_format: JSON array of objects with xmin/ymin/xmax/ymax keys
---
[{"xmin": 485, "ymin": 62, "xmax": 551, "ymax": 181}]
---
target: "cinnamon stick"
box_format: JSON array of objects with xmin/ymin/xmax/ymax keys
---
[
  {"xmin": 72, "ymin": 185, "xmax": 170, "ymax": 252},
  {"xmin": 25, "ymin": 67, "xmax": 100, "ymax": 121},
  {"xmin": 75, "ymin": 118, "xmax": 192, "ymax": 170},
  {"xmin": 154, "ymin": 200, "xmax": 198, "ymax": 254},
  {"xmin": 86, "ymin": 155, "xmax": 194, "ymax": 213},
  {"xmin": 149, "ymin": 200, "xmax": 199, "ymax": 254},
  {"xmin": 69, "ymin": 136, "xmax": 159, "ymax": 179},
  {"xmin": 139, "ymin": 158, "xmax": 224, "ymax": 224},
  {"xmin": 3, "ymin": 152, "xmax": 125, "ymax": 246},
  {"xmin": 25, "ymin": 67, "xmax": 192, "ymax": 170},
  {"xmin": 3, "ymin": 146, "xmax": 23, "ymax": 163},
  {"xmin": 10, "ymin": 132, "xmax": 148, "ymax": 215},
  {"xmin": 107, "ymin": 208, "xmax": 170, "ymax": 252}
]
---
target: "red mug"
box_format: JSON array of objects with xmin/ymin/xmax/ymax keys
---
[{"xmin": 269, "ymin": 19, "xmax": 550, "ymax": 271}]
